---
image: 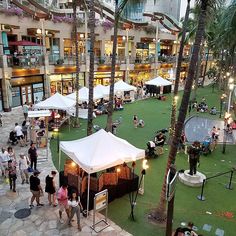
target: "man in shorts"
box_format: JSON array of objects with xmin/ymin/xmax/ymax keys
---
[
  {"xmin": 57, "ymin": 183, "xmax": 69, "ymax": 223},
  {"xmin": 29, "ymin": 170, "xmax": 44, "ymax": 208},
  {"xmin": 14, "ymin": 123, "xmax": 25, "ymax": 146}
]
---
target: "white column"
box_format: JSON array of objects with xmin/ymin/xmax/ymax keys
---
[
  {"xmin": 41, "ymin": 19, "xmax": 50, "ymax": 98},
  {"xmin": 84, "ymin": 11, "xmax": 89, "ymax": 87},
  {"xmin": 155, "ymin": 22, "xmax": 159, "ymax": 76},
  {"xmin": 125, "ymin": 29, "xmax": 129, "ymax": 82}
]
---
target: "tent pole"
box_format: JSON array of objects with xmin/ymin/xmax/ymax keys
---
[
  {"xmin": 87, "ymin": 173, "xmax": 90, "ymax": 217},
  {"xmin": 59, "ymin": 147, "xmax": 61, "ymax": 171}
]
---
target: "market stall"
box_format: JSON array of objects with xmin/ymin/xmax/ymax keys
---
[
  {"xmin": 145, "ymin": 76, "xmax": 172, "ymax": 95},
  {"xmin": 28, "ymin": 110, "xmax": 51, "ymax": 160},
  {"xmin": 59, "ymin": 129, "xmax": 145, "ymax": 214},
  {"xmin": 34, "ymin": 92, "xmax": 75, "ymax": 129}
]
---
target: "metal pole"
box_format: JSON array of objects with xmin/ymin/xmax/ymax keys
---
[
  {"xmin": 226, "ymin": 170, "xmax": 234, "ymax": 190},
  {"xmin": 219, "ymin": 98, "xmax": 223, "ymax": 118},
  {"xmin": 222, "ymin": 129, "xmax": 226, "ymax": 154},
  {"xmin": 57, "ymin": 132, "xmax": 59, "ymax": 153},
  {"xmin": 86, "ymin": 173, "xmax": 90, "ymax": 217},
  {"xmin": 227, "ymin": 90, "xmax": 233, "ymax": 113},
  {"xmin": 197, "ymin": 179, "xmax": 206, "ymax": 201},
  {"xmin": 125, "ymin": 29, "xmax": 129, "ymax": 82},
  {"xmin": 58, "ymin": 148, "xmax": 61, "ymax": 171}
]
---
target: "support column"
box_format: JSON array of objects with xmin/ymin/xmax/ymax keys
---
[
  {"xmin": 0, "ymin": 30, "xmax": 11, "ymax": 111},
  {"xmin": 59, "ymin": 37, "xmax": 64, "ymax": 59},
  {"xmin": 125, "ymin": 28, "xmax": 129, "ymax": 82},
  {"xmin": 155, "ymin": 22, "xmax": 159, "ymax": 76},
  {"xmin": 84, "ymin": 11, "xmax": 89, "ymax": 87},
  {"xmin": 41, "ymin": 19, "xmax": 50, "ymax": 98}
]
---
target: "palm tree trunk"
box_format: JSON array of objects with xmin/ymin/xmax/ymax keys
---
[
  {"xmin": 170, "ymin": 0, "xmax": 191, "ymax": 136},
  {"xmin": 87, "ymin": 0, "xmax": 95, "ymax": 135},
  {"xmin": 73, "ymin": 0, "xmax": 80, "ymax": 127},
  {"xmin": 151, "ymin": 0, "xmax": 209, "ymax": 223},
  {"xmin": 106, "ymin": 4, "xmax": 118, "ymax": 132},
  {"xmin": 202, "ymin": 47, "xmax": 210, "ymax": 86}
]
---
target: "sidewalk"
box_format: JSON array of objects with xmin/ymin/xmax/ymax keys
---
[{"xmin": 0, "ymin": 107, "xmax": 132, "ymax": 236}]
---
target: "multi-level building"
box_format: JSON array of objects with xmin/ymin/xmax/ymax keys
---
[{"xmin": 0, "ymin": 0, "xmax": 188, "ymax": 111}]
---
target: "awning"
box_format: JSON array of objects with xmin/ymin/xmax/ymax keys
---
[{"xmin": 8, "ymin": 40, "xmax": 42, "ymax": 46}]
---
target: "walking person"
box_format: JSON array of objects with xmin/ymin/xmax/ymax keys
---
[
  {"xmin": 7, "ymin": 146, "xmax": 16, "ymax": 161},
  {"xmin": 19, "ymin": 153, "xmax": 29, "ymax": 184},
  {"xmin": 0, "ymin": 148, "xmax": 10, "ymax": 177},
  {"xmin": 68, "ymin": 192, "xmax": 83, "ymax": 231},
  {"xmin": 28, "ymin": 143, "xmax": 38, "ymax": 170},
  {"xmin": 57, "ymin": 183, "xmax": 70, "ymax": 223},
  {"xmin": 45, "ymin": 171, "xmax": 57, "ymax": 207},
  {"xmin": 22, "ymin": 120, "xmax": 28, "ymax": 144},
  {"xmin": 22, "ymin": 102, "xmax": 29, "ymax": 120},
  {"xmin": 14, "ymin": 123, "xmax": 25, "ymax": 147},
  {"xmin": 7, "ymin": 159, "xmax": 17, "ymax": 192},
  {"xmin": 29, "ymin": 170, "xmax": 44, "ymax": 208}
]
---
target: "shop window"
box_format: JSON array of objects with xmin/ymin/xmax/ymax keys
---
[
  {"xmin": 12, "ymin": 87, "xmax": 21, "ymax": 107},
  {"xmin": 33, "ymin": 83, "xmax": 44, "ymax": 102}
]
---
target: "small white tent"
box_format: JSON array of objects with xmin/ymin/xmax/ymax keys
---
[
  {"xmin": 145, "ymin": 76, "xmax": 172, "ymax": 86},
  {"xmin": 59, "ymin": 129, "xmax": 145, "ymax": 215},
  {"xmin": 66, "ymin": 87, "xmax": 104, "ymax": 102},
  {"xmin": 34, "ymin": 93, "xmax": 75, "ymax": 110},
  {"xmin": 94, "ymin": 84, "xmax": 109, "ymax": 97},
  {"xmin": 114, "ymin": 80, "xmax": 137, "ymax": 92}
]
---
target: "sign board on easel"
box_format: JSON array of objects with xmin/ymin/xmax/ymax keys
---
[
  {"xmin": 166, "ymin": 170, "xmax": 178, "ymax": 202},
  {"xmin": 91, "ymin": 189, "xmax": 110, "ymax": 233}
]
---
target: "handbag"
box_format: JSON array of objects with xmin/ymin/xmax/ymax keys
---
[{"xmin": 27, "ymin": 167, "xmax": 34, "ymax": 172}]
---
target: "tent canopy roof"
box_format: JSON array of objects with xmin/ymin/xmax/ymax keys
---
[
  {"xmin": 145, "ymin": 76, "xmax": 172, "ymax": 86},
  {"xmin": 60, "ymin": 129, "xmax": 145, "ymax": 174},
  {"xmin": 66, "ymin": 87, "xmax": 104, "ymax": 102},
  {"xmin": 34, "ymin": 92, "xmax": 75, "ymax": 110}
]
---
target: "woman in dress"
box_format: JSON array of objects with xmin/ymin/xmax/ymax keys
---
[
  {"xmin": 7, "ymin": 146, "xmax": 16, "ymax": 161},
  {"xmin": 45, "ymin": 171, "xmax": 57, "ymax": 206},
  {"xmin": 133, "ymin": 115, "xmax": 138, "ymax": 128}
]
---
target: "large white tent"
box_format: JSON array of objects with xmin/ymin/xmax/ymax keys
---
[
  {"xmin": 94, "ymin": 84, "xmax": 109, "ymax": 97},
  {"xmin": 34, "ymin": 92, "xmax": 75, "ymax": 110},
  {"xmin": 114, "ymin": 80, "xmax": 137, "ymax": 92},
  {"xmin": 59, "ymin": 129, "xmax": 145, "ymax": 173},
  {"xmin": 59, "ymin": 129, "xmax": 145, "ymax": 215},
  {"xmin": 145, "ymin": 76, "xmax": 172, "ymax": 86},
  {"xmin": 66, "ymin": 87, "xmax": 104, "ymax": 102}
]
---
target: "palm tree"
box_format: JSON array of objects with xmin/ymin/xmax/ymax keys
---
[
  {"xmin": 87, "ymin": 0, "xmax": 95, "ymax": 135},
  {"xmin": 72, "ymin": 0, "xmax": 80, "ymax": 127},
  {"xmin": 150, "ymin": 0, "xmax": 220, "ymax": 225},
  {"xmin": 106, "ymin": 0, "xmax": 149, "ymax": 132},
  {"xmin": 170, "ymin": 0, "xmax": 191, "ymax": 137}
]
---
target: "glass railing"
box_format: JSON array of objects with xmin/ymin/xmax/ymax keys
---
[{"xmin": 7, "ymin": 55, "xmax": 44, "ymax": 68}]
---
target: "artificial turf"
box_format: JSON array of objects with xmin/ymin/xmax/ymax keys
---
[{"xmin": 50, "ymin": 85, "xmax": 236, "ymax": 236}]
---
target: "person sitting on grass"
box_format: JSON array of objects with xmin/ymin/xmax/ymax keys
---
[
  {"xmin": 138, "ymin": 119, "xmax": 145, "ymax": 128},
  {"xmin": 210, "ymin": 106, "xmax": 217, "ymax": 115}
]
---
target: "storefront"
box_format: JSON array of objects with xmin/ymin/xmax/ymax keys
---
[
  {"xmin": 11, "ymin": 75, "xmax": 44, "ymax": 107},
  {"xmin": 94, "ymin": 71, "xmax": 124, "ymax": 85},
  {"xmin": 129, "ymin": 70, "xmax": 154, "ymax": 85},
  {"xmin": 49, "ymin": 73, "xmax": 85, "ymax": 95}
]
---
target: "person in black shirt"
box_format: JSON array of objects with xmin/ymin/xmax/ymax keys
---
[
  {"xmin": 28, "ymin": 143, "xmax": 38, "ymax": 170},
  {"xmin": 29, "ymin": 170, "xmax": 44, "ymax": 208},
  {"xmin": 45, "ymin": 171, "xmax": 57, "ymax": 206}
]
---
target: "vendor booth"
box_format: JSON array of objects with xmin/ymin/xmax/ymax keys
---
[
  {"xmin": 66, "ymin": 87, "xmax": 104, "ymax": 102},
  {"xmin": 28, "ymin": 110, "xmax": 51, "ymax": 160},
  {"xmin": 34, "ymin": 92, "xmax": 75, "ymax": 130},
  {"xmin": 59, "ymin": 129, "xmax": 145, "ymax": 215},
  {"xmin": 145, "ymin": 76, "xmax": 172, "ymax": 95}
]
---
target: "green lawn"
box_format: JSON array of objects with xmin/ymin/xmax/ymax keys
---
[{"xmin": 50, "ymin": 86, "xmax": 236, "ymax": 236}]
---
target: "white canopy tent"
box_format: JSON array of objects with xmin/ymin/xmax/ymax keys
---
[
  {"xmin": 34, "ymin": 92, "xmax": 75, "ymax": 110},
  {"xmin": 145, "ymin": 76, "xmax": 172, "ymax": 86},
  {"xmin": 59, "ymin": 129, "xmax": 145, "ymax": 215},
  {"xmin": 66, "ymin": 87, "xmax": 104, "ymax": 102},
  {"xmin": 94, "ymin": 84, "xmax": 109, "ymax": 97}
]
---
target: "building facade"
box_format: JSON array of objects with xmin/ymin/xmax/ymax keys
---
[{"xmin": 0, "ymin": 0, "xmax": 191, "ymax": 111}]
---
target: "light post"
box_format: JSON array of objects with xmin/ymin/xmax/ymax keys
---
[
  {"xmin": 155, "ymin": 21, "xmax": 159, "ymax": 76},
  {"xmin": 227, "ymin": 77, "xmax": 235, "ymax": 113},
  {"xmin": 219, "ymin": 94, "xmax": 226, "ymax": 118},
  {"xmin": 222, "ymin": 112, "xmax": 231, "ymax": 154}
]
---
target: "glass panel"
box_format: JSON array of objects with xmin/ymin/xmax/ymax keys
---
[
  {"xmin": 12, "ymin": 87, "xmax": 21, "ymax": 107},
  {"xmin": 33, "ymin": 83, "xmax": 44, "ymax": 102}
]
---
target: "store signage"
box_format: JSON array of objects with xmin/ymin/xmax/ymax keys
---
[
  {"xmin": 166, "ymin": 170, "xmax": 178, "ymax": 202},
  {"xmin": 91, "ymin": 189, "xmax": 109, "ymax": 233}
]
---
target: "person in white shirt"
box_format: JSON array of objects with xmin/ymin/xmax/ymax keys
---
[
  {"xmin": 68, "ymin": 192, "xmax": 83, "ymax": 231},
  {"xmin": 22, "ymin": 102, "xmax": 29, "ymax": 120},
  {"xmin": 14, "ymin": 123, "xmax": 25, "ymax": 147},
  {"xmin": 0, "ymin": 148, "xmax": 10, "ymax": 177},
  {"xmin": 19, "ymin": 153, "xmax": 29, "ymax": 184}
]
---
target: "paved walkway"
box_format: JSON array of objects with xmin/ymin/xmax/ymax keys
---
[{"xmin": 0, "ymin": 107, "xmax": 132, "ymax": 236}]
